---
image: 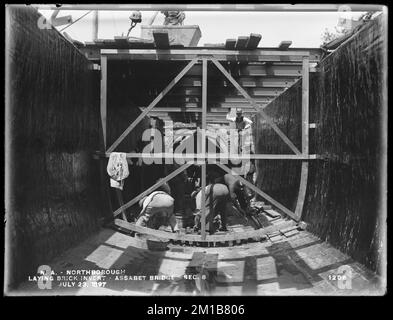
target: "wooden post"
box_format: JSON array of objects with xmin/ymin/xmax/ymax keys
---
[
  {"xmin": 116, "ymin": 189, "xmax": 127, "ymax": 221},
  {"xmin": 301, "ymin": 56, "xmax": 309, "ymax": 155},
  {"xmin": 200, "ymin": 58, "xmax": 207, "ymax": 240},
  {"xmin": 99, "ymin": 54, "xmax": 114, "ymax": 222},
  {"xmin": 92, "ymin": 10, "xmax": 98, "ymax": 41},
  {"xmin": 295, "ymin": 56, "xmax": 310, "ymax": 220},
  {"xmin": 100, "ymin": 55, "xmax": 107, "ymax": 149}
]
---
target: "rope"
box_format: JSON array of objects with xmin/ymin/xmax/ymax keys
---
[{"xmin": 59, "ymin": 11, "xmax": 92, "ymax": 32}]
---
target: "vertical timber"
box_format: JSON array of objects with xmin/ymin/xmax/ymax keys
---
[
  {"xmin": 295, "ymin": 56, "xmax": 309, "ymax": 220},
  {"xmin": 100, "ymin": 55, "xmax": 107, "ymax": 149},
  {"xmin": 201, "ymin": 58, "xmax": 207, "ymax": 240}
]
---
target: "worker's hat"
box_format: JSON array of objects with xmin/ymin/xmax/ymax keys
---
[{"xmin": 236, "ymin": 108, "xmax": 243, "ymax": 114}]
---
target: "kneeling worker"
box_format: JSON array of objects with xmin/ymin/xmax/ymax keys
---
[
  {"xmin": 135, "ymin": 183, "xmax": 179, "ymax": 232},
  {"xmin": 192, "ymin": 183, "xmax": 230, "ymax": 234}
]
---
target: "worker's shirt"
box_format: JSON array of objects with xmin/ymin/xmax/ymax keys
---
[
  {"xmin": 140, "ymin": 191, "xmax": 174, "ymax": 215},
  {"xmin": 226, "ymin": 114, "xmax": 253, "ymax": 130},
  {"xmin": 215, "ymin": 174, "xmax": 242, "ymax": 200},
  {"xmin": 195, "ymin": 183, "xmax": 229, "ymax": 210}
]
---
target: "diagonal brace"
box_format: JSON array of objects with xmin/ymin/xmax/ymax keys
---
[
  {"xmin": 107, "ymin": 58, "xmax": 199, "ymax": 153},
  {"xmin": 216, "ymin": 163, "xmax": 298, "ymax": 221},
  {"xmin": 210, "ymin": 57, "xmax": 301, "ymax": 155},
  {"xmin": 113, "ymin": 163, "xmax": 192, "ymax": 217}
]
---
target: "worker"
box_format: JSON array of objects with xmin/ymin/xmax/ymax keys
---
[
  {"xmin": 226, "ymin": 108, "xmax": 253, "ymax": 131},
  {"xmin": 214, "ymin": 173, "xmax": 249, "ymax": 215},
  {"xmin": 135, "ymin": 181, "xmax": 179, "ymax": 233},
  {"xmin": 192, "ymin": 182, "xmax": 230, "ymax": 234},
  {"xmin": 226, "ymin": 108, "xmax": 253, "ymax": 154},
  {"xmin": 161, "ymin": 11, "xmax": 185, "ymax": 26}
]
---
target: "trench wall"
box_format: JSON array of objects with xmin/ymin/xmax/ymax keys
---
[
  {"xmin": 253, "ymin": 15, "xmax": 386, "ymax": 272},
  {"xmin": 6, "ymin": 6, "xmax": 105, "ymax": 288}
]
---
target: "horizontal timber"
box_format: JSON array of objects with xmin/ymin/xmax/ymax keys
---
[
  {"xmin": 100, "ymin": 153, "xmax": 316, "ymax": 160},
  {"xmin": 35, "ymin": 4, "xmax": 384, "ymax": 12},
  {"xmin": 102, "ymin": 49, "xmax": 320, "ymax": 62},
  {"xmin": 114, "ymin": 219, "xmax": 297, "ymax": 242}
]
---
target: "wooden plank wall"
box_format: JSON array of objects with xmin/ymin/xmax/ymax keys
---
[{"xmin": 253, "ymin": 16, "xmax": 386, "ymax": 273}]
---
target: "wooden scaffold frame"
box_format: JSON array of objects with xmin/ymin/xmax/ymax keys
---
[{"xmin": 99, "ymin": 48, "xmax": 314, "ymax": 242}]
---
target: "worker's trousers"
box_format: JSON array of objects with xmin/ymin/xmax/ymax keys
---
[{"xmin": 135, "ymin": 194, "xmax": 179, "ymax": 232}]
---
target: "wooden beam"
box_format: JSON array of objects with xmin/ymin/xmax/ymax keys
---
[
  {"xmin": 106, "ymin": 58, "xmax": 198, "ymax": 153},
  {"xmin": 102, "ymin": 49, "xmax": 321, "ymax": 63},
  {"xmin": 36, "ymin": 4, "xmax": 385, "ymax": 12},
  {"xmin": 140, "ymin": 96, "xmax": 273, "ymax": 105},
  {"xmin": 153, "ymin": 30, "xmax": 170, "ymax": 49},
  {"xmin": 113, "ymin": 218, "xmax": 296, "ymax": 242},
  {"xmin": 92, "ymin": 10, "xmax": 98, "ymax": 41},
  {"xmin": 100, "ymin": 55, "xmax": 107, "ymax": 148},
  {"xmin": 225, "ymin": 39, "xmax": 236, "ymax": 49},
  {"xmin": 166, "ymin": 87, "xmax": 285, "ymax": 97},
  {"xmin": 114, "ymin": 36, "xmax": 131, "ymax": 47},
  {"xmin": 216, "ymin": 163, "xmax": 298, "ymax": 221},
  {"xmin": 246, "ymin": 33, "xmax": 262, "ymax": 49},
  {"xmin": 211, "ymin": 58, "xmax": 302, "ymax": 155},
  {"xmin": 141, "ymin": 102, "xmax": 269, "ymax": 109},
  {"xmin": 302, "ymin": 56, "xmax": 310, "ymax": 155},
  {"xmin": 200, "ymin": 58, "xmax": 208, "ymax": 240},
  {"xmin": 102, "ymin": 153, "xmax": 317, "ymax": 160},
  {"xmin": 140, "ymin": 107, "xmax": 202, "ymax": 113},
  {"xmin": 295, "ymin": 56, "xmax": 310, "ymax": 220},
  {"xmin": 115, "ymin": 189, "xmax": 127, "ymax": 221},
  {"xmin": 143, "ymin": 108, "xmax": 255, "ymax": 115},
  {"xmin": 147, "ymin": 63, "xmax": 307, "ymax": 77},
  {"xmin": 295, "ymin": 162, "xmax": 309, "ymax": 220},
  {"xmin": 113, "ymin": 163, "xmax": 192, "ymax": 217},
  {"xmin": 278, "ymin": 41, "xmax": 292, "ymax": 50},
  {"xmin": 170, "ymin": 76, "xmax": 298, "ymax": 88},
  {"xmin": 235, "ymin": 36, "xmax": 249, "ymax": 49}
]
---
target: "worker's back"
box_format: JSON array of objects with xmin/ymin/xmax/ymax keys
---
[{"xmin": 195, "ymin": 183, "xmax": 229, "ymax": 210}]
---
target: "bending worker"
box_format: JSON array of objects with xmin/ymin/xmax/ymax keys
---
[
  {"xmin": 215, "ymin": 173, "xmax": 249, "ymax": 215},
  {"xmin": 192, "ymin": 182, "xmax": 230, "ymax": 234},
  {"xmin": 135, "ymin": 181, "xmax": 179, "ymax": 233}
]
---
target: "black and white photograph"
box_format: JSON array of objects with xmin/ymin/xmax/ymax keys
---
[{"xmin": 4, "ymin": 4, "xmax": 387, "ymax": 297}]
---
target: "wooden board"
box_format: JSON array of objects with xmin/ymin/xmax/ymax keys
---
[
  {"xmin": 282, "ymin": 229, "xmax": 299, "ymax": 237},
  {"xmin": 278, "ymin": 41, "xmax": 292, "ymax": 50},
  {"xmin": 246, "ymin": 33, "xmax": 262, "ymax": 49},
  {"xmin": 264, "ymin": 209, "xmax": 281, "ymax": 218},
  {"xmin": 114, "ymin": 36, "xmax": 129, "ymax": 45},
  {"xmin": 204, "ymin": 43, "xmax": 225, "ymax": 48},
  {"xmin": 225, "ymin": 39, "xmax": 236, "ymax": 49},
  {"xmin": 153, "ymin": 30, "xmax": 170, "ymax": 48},
  {"xmin": 235, "ymin": 36, "xmax": 249, "ymax": 49}
]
